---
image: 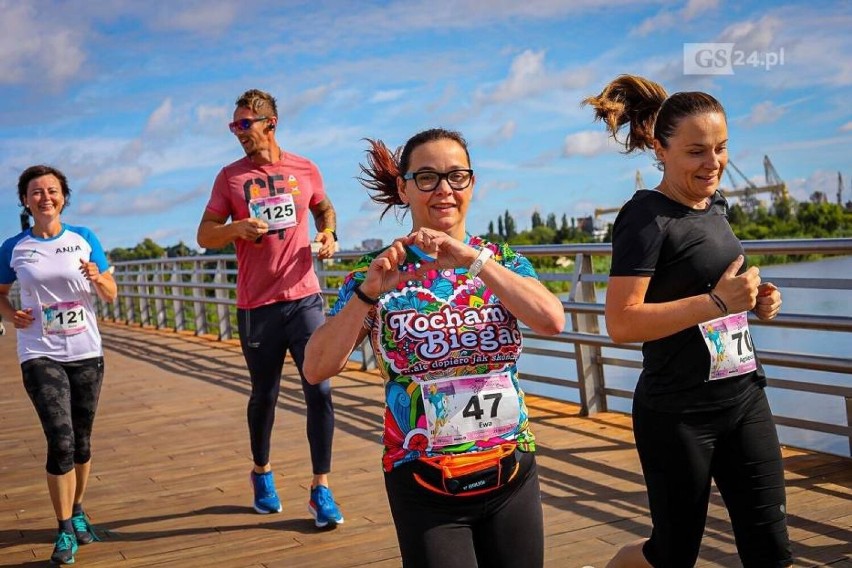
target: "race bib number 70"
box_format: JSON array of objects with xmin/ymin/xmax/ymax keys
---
[{"xmin": 698, "ymin": 312, "xmax": 758, "ymax": 381}]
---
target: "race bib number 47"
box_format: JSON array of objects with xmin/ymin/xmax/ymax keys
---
[
  {"xmin": 249, "ymin": 194, "xmax": 297, "ymax": 231},
  {"xmin": 698, "ymin": 312, "xmax": 757, "ymax": 381},
  {"xmin": 420, "ymin": 371, "xmax": 521, "ymax": 448},
  {"xmin": 42, "ymin": 301, "xmax": 87, "ymax": 336}
]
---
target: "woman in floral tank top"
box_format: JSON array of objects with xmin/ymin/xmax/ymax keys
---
[{"xmin": 305, "ymin": 128, "xmax": 564, "ymax": 568}]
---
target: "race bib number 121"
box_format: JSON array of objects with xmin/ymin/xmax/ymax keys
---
[{"xmin": 42, "ymin": 301, "xmax": 87, "ymax": 336}]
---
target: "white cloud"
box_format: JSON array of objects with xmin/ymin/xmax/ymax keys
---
[
  {"xmin": 0, "ymin": 2, "xmax": 86, "ymax": 86},
  {"xmin": 785, "ymin": 169, "xmax": 842, "ymax": 203},
  {"xmin": 632, "ymin": 0, "xmax": 719, "ymax": 36},
  {"xmin": 562, "ymin": 130, "xmax": 618, "ymax": 157},
  {"xmin": 840, "ymin": 121, "xmax": 852, "ymax": 132},
  {"xmin": 475, "ymin": 179, "xmax": 519, "ymax": 201},
  {"xmin": 632, "ymin": 12, "xmax": 677, "ymax": 37},
  {"xmin": 484, "ymin": 121, "xmax": 517, "ymax": 146},
  {"xmin": 77, "ymin": 184, "xmax": 208, "ymax": 216},
  {"xmin": 369, "ymin": 89, "xmax": 408, "ymax": 104},
  {"xmin": 490, "ymin": 50, "xmax": 549, "ymax": 103},
  {"xmin": 698, "ymin": 9, "xmax": 852, "ymax": 89},
  {"xmin": 718, "ymin": 15, "xmax": 782, "ymax": 52},
  {"xmin": 84, "ymin": 166, "xmax": 151, "ymax": 194},
  {"xmin": 152, "ymin": 0, "xmax": 239, "ymax": 35},
  {"xmin": 196, "ymin": 104, "xmax": 229, "ymax": 123},
  {"xmin": 745, "ymin": 101, "xmax": 786, "ymax": 126},
  {"xmin": 145, "ymin": 98, "xmax": 174, "ymax": 135},
  {"xmin": 280, "ymin": 84, "xmax": 335, "ymax": 117},
  {"xmin": 476, "ymin": 50, "xmax": 594, "ymax": 107},
  {"xmin": 682, "ymin": 0, "xmax": 720, "ymax": 20}
]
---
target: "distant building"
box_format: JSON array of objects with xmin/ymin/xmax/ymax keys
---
[
  {"xmin": 576, "ymin": 216, "xmax": 607, "ymax": 242},
  {"xmin": 361, "ymin": 238, "xmax": 383, "ymax": 251}
]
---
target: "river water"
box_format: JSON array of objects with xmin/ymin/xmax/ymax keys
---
[{"xmin": 519, "ymin": 255, "xmax": 852, "ymax": 457}]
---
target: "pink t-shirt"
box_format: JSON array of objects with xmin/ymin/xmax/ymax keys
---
[{"xmin": 204, "ymin": 152, "xmax": 325, "ymax": 309}]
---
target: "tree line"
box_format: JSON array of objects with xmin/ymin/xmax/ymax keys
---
[{"xmin": 107, "ymin": 193, "xmax": 850, "ymax": 261}]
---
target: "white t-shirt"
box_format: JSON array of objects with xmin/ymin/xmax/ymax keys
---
[{"xmin": 0, "ymin": 225, "xmax": 110, "ymax": 363}]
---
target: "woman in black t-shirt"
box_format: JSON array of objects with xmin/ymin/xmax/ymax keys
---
[{"xmin": 584, "ymin": 75, "xmax": 791, "ymax": 568}]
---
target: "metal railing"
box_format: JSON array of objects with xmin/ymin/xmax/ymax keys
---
[{"xmin": 94, "ymin": 238, "xmax": 852, "ymax": 456}]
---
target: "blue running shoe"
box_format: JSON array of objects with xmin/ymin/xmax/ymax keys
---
[
  {"xmin": 50, "ymin": 531, "xmax": 78, "ymax": 565},
  {"xmin": 308, "ymin": 485, "xmax": 344, "ymax": 528},
  {"xmin": 71, "ymin": 511, "xmax": 100, "ymax": 545},
  {"xmin": 250, "ymin": 470, "xmax": 282, "ymax": 514}
]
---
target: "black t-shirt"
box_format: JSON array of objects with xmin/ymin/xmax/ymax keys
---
[{"xmin": 610, "ymin": 190, "xmax": 764, "ymax": 413}]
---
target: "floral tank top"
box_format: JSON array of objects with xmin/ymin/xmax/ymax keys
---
[{"xmin": 329, "ymin": 235, "xmax": 538, "ymax": 472}]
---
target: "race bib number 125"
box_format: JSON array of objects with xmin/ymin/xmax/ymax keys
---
[{"xmin": 249, "ymin": 194, "xmax": 297, "ymax": 231}]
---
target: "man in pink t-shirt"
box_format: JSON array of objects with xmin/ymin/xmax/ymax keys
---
[{"xmin": 196, "ymin": 89, "xmax": 343, "ymax": 528}]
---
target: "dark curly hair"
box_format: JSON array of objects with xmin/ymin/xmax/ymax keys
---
[
  {"xmin": 357, "ymin": 128, "xmax": 470, "ymax": 220},
  {"xmin": 17, "ymin": 164, "xmax": 71, "ymax": 213}
]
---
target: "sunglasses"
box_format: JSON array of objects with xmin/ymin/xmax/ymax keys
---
[{"xmin": 228, "ymin": 116, "xmax": 269, "ymax": 134}]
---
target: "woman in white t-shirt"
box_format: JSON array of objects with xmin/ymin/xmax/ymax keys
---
[{"xmin": 0, "ymin": 165, "xmax": 117, "ymax": 565}]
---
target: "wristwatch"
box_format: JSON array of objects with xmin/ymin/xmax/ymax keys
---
[
  {"xmin": 467, "ymin": 247, "xmax": 494, "ymax": 279},
  {"xmin": 323, "ymin": 228, "xmax": 338, "ymax": 242}
]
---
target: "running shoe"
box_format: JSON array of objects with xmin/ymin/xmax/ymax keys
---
[
  {"xmin": 308, "ymin": 485, "xmax": 344, "ymax": 528},
  {"xmin": 50, "ymin": 530, "xmax": 78, "ymax": 565},
  {"xmin": 71, "ymin": 511, "xmax": 99, "ymax": 545},
  {"xmin": 250, "ymin": 470, "xmax": 282, "ymax": 514}
]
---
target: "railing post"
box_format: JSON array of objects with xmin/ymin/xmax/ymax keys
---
[
  {"xmin": 214, "ymin": 259, "xmax": 232, "ymax": 340},
  {"xmin": 173, "ymin": 262, "xmax": 185, "ymax": 332},
  {"xmin": 191, "ymin": 260, "xmax": 208, "ymax": 336},
  {"xmin": 153, "ymin": 260, "xmax": 166, "ymax": 329},
  {"xmin": 313, "ymin": 253, "xmax": 326, "ymax": 290},
  {"xmin": 846, "ymin": 396, "xmax": 852, "ymax": 457},
  {"xmin": 123, "ymin": 265, "xmax": 136, "ymax": 324},
  {"xmin": 571, "ymin": 252, "xmax": 607, "ymax": 416},
  {"xmin": 360, "ymin": 338, "xmax": 376, "ymax": 371},
  {"xmin": 138, "ymin": 264, "xmax": 151, "ymax": 327},
  {"xmin": 110, "ymin": 265, "xmax": 121, "ymax": 322}
]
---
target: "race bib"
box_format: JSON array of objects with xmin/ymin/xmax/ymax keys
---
[
  {"xmin": 420, "ymin": 371, "xmax": 520, "ymax": 448},
  {"xmin": 698, "ymin": 312, "xmax": 758, "ymax": 381},
  {"xmin": 42, "ymin": 301, "xmax": 87, "ymax": 336},
  {"xmin": 249, "ymin": 194, "xmax": 296, "ymax": 231}
]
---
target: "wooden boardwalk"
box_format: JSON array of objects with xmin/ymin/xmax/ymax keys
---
[{"xmin": 1, "ymin": 323, "xmax": 849, "ymax": 567}]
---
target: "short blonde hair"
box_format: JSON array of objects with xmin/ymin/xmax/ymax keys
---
[{"xmin": 235, "ymin": 89, "xmax": 278, "ymax": 118}]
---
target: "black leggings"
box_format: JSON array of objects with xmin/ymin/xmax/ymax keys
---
[
  {"xmin": 237, "ymin": 294, "xmax": 334, "ymax": 473},
  {"xmin": 383, "ymin": 452, "xmax": 543, "ymax": 568},
  {"xmin": 634, "ymin": 386, "xmax": 792, "ymax": 568},
  {"xmin": 22, "ymin": 357, "xmax": 104, "ymax": 476}
]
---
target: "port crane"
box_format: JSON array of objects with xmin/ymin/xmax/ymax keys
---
[
  {"xmin": 593, "ymin": 156, "xmax": 787, "ymax": 218},
  {"xmin": 720, "ymin": 155, "xmax": 788, "ymax": 203}
]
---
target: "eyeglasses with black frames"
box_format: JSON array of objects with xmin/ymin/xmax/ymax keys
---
[
  {"xmin": 402, "ymin": 169, "xmax": 474, "ymax": 192},
  {"xmin": 228, "ymin": 116, "xmax": 268, "ymax": 134}
]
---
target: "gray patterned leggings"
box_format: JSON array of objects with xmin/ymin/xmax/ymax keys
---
[{"xmin": 22, "ymin": 357, "xmax": 104, "ymax": 475}]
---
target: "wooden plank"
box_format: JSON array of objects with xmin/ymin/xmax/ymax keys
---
[{"xmin": 0, "ymin": 322, "xmax": 850, "ymax": 567}]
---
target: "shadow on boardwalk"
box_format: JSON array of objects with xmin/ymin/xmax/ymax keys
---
[{"xmin": 0, "ymin": 323, "xmax": 849, "ymax": 567}]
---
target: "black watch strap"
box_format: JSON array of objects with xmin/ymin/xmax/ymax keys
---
[{"xmin": 353, "ymin": 284, "xmax": 378, "ymax": 306}]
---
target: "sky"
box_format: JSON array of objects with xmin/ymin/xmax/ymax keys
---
[{"xmin": 1, "ymin": 0, "xmax": 850, "ymax": 252}]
